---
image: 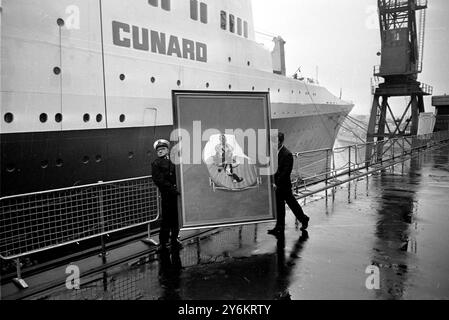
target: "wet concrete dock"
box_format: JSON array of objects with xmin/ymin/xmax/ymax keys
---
[{"xmin": 4, "ymin": 143, "xmax": 449, "ymax": 300}]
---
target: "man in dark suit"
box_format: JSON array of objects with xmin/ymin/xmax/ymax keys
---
[
  {"xmin": 268, "ymin": 132, "xmax": 310, "ymax": 236},
  {"xmin": 152, "ymin": 139, "xmax": 183, "ymax": 251}
]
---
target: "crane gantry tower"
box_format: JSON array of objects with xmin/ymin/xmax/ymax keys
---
[{"xmin": 366, "ymin": 0, "xmax": 432, "ymax": 160}]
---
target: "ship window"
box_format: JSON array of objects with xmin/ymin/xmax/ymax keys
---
[
  {"xmin": 41, "ymin": 160, "xmax": 49, "ymax": 169},
  {"xmin": 55, "ymin": 113, "xmax": 63, "ymax": 123},
  {"xmin": 4, "ymin": 113, "xmax": 13, "ymax": 123},
  {"xmin": 96, "ymin": 114, "xmax": 103, "ymax": 123},
  {"xmin": 40, "ymin": 113, "xmax": 48, "ymax": 123},
  {"xmin": 237, "ymin": 18, "xmax": 242, "ymax": 36},
  {"xmin": 96, "ymin": 155, "xmax": 102, "ymax": 163},
  {"xmin": 161, "ymin": 0, "xmax": 170, "ymax": 11},
  {"xmin": 120, "ymin": 74, "xmax": 125, "ymax": 81},
  {"xmin": 56, "ymin": 159, "xmax": 64, "ymax": 167},
  {"xmin": 190, "ymin": 0, "xmax": 198, "ymax": 20},
  {"xmin": 82, "ymin": 156, "xmax": 90, "ymax": 165},
  {"xmin": 220, "ymin": 11, "xmax": 227, "ymax": 30},
  {"xmin": 200, "ymin": 3, "xmax": 208, "ymax": 24},
  {"xmin": 120, "ymin": 114, "xmax": 126, "ymax": 122},
  {"xmin": 6, "ymin": 164, "xmax": 16, "ymax": 173},
  {"xmin": 148, "ymin": 0, "xmax": 171, "ymax": 11},
  {"xmin": 229, "ymin": 15, "xmax": 235, "ymax": 33},
  {"xmin": 83, "ymin": 114, "xmax": 90, "ymax": 122},
  {"xmin": 244, "ymin": 21, "xmax": 248, "ymax": 38}
]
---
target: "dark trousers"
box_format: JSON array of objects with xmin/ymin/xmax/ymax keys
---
[
  {"xmin": 275, "ymin": 188, "xmax": 307, "ymax": 230},
  {"xmin": 159, "ymin": 195, "xmax": 180, "ymax": 245}
]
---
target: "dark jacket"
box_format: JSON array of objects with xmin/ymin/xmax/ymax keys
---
[
  {"xmin": 275, "ymin": 146, "xmax": 294, "ymax": 191},
  {"xmin": 151, "ymin": 157, "xmax": 179, "ymax": 197}
]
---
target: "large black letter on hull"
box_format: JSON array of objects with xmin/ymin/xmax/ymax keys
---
[
  {"xmin": 132, "ymin": 26, "xmax": 149, "ymax": 51},
  {"xmin": 182, "ymin": 39, "xmax": 195, "ymax": 60},
  {"xmin": 167, "ymin": 36, "xmax": 182, "ymax": 58},
  {"xmin": 196, "ymin": 42, "xmax": 207, "ymax": 63},
  {"xmin": 112, "ymin": 21, "xmax": 131, "ymax": 47},
  {"xmin": 151, "ymin": 31, "xmax": 166, "ymax": 55}
]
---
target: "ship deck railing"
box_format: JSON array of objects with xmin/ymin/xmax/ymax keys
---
[{"xmin": 290, "ymin": 130, "xmax": 449, "ymax": 204}]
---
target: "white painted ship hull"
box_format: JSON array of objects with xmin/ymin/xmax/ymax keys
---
[{"xmin": 0, "ymin": 0, "xmax": 353, "ymax": 196}]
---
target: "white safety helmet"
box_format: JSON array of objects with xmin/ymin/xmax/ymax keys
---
[{"xmin": 153, "ymin": 139, "xmax": 170, "ymax": 151}]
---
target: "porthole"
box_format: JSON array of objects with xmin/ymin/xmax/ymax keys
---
[
  {"xmin": 4, "ymin": 113, "xmax": 13, "ymax": 123},
  {"xmin": 55, "ymin": 113, "xmax": 63, "ymax": 123},
  {"xmin": 228, "ymin": 84, "xmax": 232, "ymax": 90},
  {"xmin": 82, "ymin": 156, "xmax": 90, "ymax": 164},
  {"xmin": 57, "ymin": 18, "xmax": 65, "ymax": 27},
  {"xmin": 128, "ymin": 152, "xmax": 134, "ymax": 159},
  {"xmin": 206, "ymin": 82, "xmax": 210, "ymax": 88},
  {"xmin": 268, "ymin": 88, "xmax": 270, "ymax": 92},
  {"xmin": 6, "ymin": 164, "xmax": 15, "ymax": 173},
  {"xmin": 41, "ymin": 160, "xmax": 49, "ymax": 169},
  {"xmin": 247, "ymin": 61, "xmax": 251, "ymax": 66},
  {"xmin": 83, "ymin": 114, "xmax": 90, "ymax": 123},
  {"xmin": 53, "ymin": 67, "xmax": 61, "ymax": 75},
  {"xmin": 228, "ymin": 57, "xmax": 232, "ymax": 62},
  {"xmin": 151, "ymin": 77, "xmax": 156, "ymax": 83},
  {"xmin": 252, "ymin": 86, "xmax": 255, "ymax": 91},
  {"xmin": 96, "ymin": 114, "xmax": 103, "ymax": 123},
  {"xmin": 177, "ymin": 80, "xmax": 181, "ymax": 86},
  {"xmin": 119, "ymin": 74, "xmax": 125, "ymax": 81},
  {"xmin": 56, "ymin": 159, "xmax": 64, "ymax": 167},
  {"xmin": 39, "ymin": 113, "xmax": 48, "ymax": 123},
  {"xmin": 119, "ymin": 114, "xmax": 126, "ymax": 123},
  {"xmin": 95, "ymin": 155, "xmax": 102, "ymax": 163},
  {"xmin": 278, "ymin": 89, "xmax": 280, "ymax": 93}
]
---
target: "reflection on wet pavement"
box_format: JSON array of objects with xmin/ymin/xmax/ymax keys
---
[{"xmin": 33, "ymin": 145, "xmax": 449, "ymax": 300}]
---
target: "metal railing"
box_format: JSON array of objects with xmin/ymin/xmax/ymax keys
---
[
  {"xmin": 291, "ymin": 130, "xmax": 449, "ymax": 195},
  {"xmin": 1, "ymin": 176, "xmax": 160, "ymax": 288}
]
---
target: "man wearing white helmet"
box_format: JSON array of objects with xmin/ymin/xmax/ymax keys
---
[{"xmin": 151, "ymin": 139, "xmax": 183, "ymax": 251}]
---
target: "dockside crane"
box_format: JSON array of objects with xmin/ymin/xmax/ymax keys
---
[{"xmin": 366, "ymin": 0, "xmax": 432, "ymax": 161}]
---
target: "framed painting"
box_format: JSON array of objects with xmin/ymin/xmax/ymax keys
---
[{"xmin": 172, "ymin": 91, "xmax": 277, "ymax": 230}]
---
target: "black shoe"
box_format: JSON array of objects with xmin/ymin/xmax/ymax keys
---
[
  {"xmin": 300, "ymin": 216, "xmax": 310, "ymax": 231},
  {"xmin": 232, "ymin": 174, "xmax": 244, "ymax": 183},
  {"xmin": 267, "ymin": 228, "xmax": 283, "ymax": 236}
]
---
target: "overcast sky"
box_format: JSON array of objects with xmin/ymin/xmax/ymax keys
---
[{"xmin": 252, "ymin": 0, "xmax": 449, "ymax": 115}]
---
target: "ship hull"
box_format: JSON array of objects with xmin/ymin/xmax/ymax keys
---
[{"xmin": 1, "ymin": 106, "xmax": 350, "ymax": 197}]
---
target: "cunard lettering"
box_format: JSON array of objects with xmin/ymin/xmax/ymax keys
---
[{"xmin": 112, "ymin": 21, "xmax": 207, "ymax": 63}]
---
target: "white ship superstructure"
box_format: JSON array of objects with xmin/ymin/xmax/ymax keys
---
[{"xmin": 1, "ymin": 0, "xmax": 353, "ymax": 196}]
